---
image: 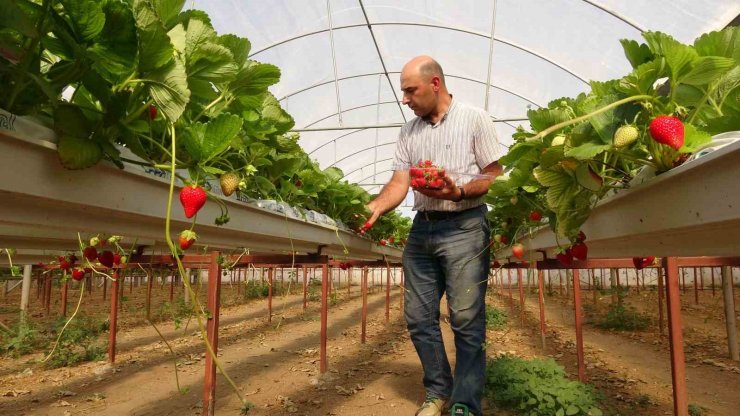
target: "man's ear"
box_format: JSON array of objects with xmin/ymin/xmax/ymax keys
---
[{"xmin": 431, "ymin": 76, "xmax": 441, "ymax": 92}]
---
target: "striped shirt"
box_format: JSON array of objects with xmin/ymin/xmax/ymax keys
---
[{"xmin": 392, "ymin": 98, "xmax": 505, "ymax": 212}]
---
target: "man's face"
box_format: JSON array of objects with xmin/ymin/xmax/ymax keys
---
[{"xmin": 400, "ymin": 70, "xmax": 437, "ymax": 118}]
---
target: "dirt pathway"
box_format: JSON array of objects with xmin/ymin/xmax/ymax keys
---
[
  {"xmin": 3, "ymin": 280, "xmax": 738, "ymax": 415},
  {"xmin": 496, "ymin": 287, "xmax": 740, "ymax": 416}
]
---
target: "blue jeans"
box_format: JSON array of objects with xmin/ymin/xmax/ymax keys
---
[{"xmin": 403, "ymin": 205, "xmax": 490, "ymax": 415}]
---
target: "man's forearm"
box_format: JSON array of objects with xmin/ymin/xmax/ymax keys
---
[
  {"xmin": 459, "ymin": 161, "xmax": 502, "ymax": 199},
  {"xmin": 372, "ymin": 179, "xmax": 408, "ymax": 214},
  {"xmin": 460, "ymin": 178, "xmax": 493, "ymax": 199}
]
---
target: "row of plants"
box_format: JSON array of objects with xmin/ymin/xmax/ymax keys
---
[
  {"xmin": 485, "ymin": 27, "xmax": 739, "ymax": 262},
  {"xmin": 485, "ymin": 355, "xmax": 602, "ymax": 416},
  {"xmin": 0, "ymin": 0, "xmax": 410, "ymax": 248}
]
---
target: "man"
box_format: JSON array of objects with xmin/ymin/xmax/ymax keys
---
[{"xmin": 366, "ymin": 56, "xmax": 503, "ymax": 416}]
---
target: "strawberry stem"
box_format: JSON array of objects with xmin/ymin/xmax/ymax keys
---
[
  {"xmin": 163, "ymin": 124, "xmax": 247, "ymax": 405},
  {"xmin": 527, "ymin": 95, "xmax": 654, "ymax": 142}
]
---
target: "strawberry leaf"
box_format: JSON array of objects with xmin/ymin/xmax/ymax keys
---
[
  {"xmin": 61, "ymin": 0, "xmax": 105, "ymax": 42},
  {"xmin": 693, "ymin": 27, "xmax": 740, "ymax": 60},
  {"xmin": 680, "ymin": 56, "xmax": 735, "ymax": 86},
  {"xmin": 679, "ymin": 124, "xmax": 711, "ymax": 153},
  {"xmin": 133, "ymin": 0, "xmax": 174, "ymax": 73},
  {"xmin": 87, "ymin": 0, "xmax": 138, "ymax": 83},
  {"xmin": 643, "ymin": 32, "xmax": 697, "ymax": 82},
  {"xmin": 564, "ymin": 141, "xmax": 611, "ymax": 160},
  {"xmin": 147, "ymin": 56, "xmax": 191, "ymax": 122},
  {"xmin": 231, "ymin": 61, "xmax": 281, "ymax": 95},
  {"xmin": 183, "ymin": 113, "xmax": 242, "ymax": 161},
  {"xmin": 219, "ymin": 34, "xmax": 251, "ymax": 68},
  {"xmin": 57, "ymin": 135, "xmax": 103, "ymax": 169},
  {"xmin": 619, "ymin": 39, "xmax": 653, "ymax": 69},
  {"xmin": 54, "ymin": 103, "xmax": 91, "ymax": 138}
]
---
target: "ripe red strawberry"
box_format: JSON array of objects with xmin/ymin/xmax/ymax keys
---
[
  {"xmin": 500, "ymin": 235, "xmax": 509, "ymax": 244},
  {"xmin": 570, "ymin": 242, "xmax": 588, "ymax": 261},
  {"xmin": 219, "ymin": 172, "xmax": 240, "ymax": 197},
  {"xmin": 379, "ymin": 239, "xmax": 387, "ymax": 246},
  {"xmin": 59, "ymin": 258, "xmax": 71, "ymax": 270},
  {"xmin": 180, "ymin": 185, "xmax": 207, "ymax": 218},
  {"xmin": 632, "ymin": 256, "xmax": 655, "ymax": 270},
  {"xmin": 557, "ymin": 249, "xmax": 574, "ymax": 266},
  {"xmin": 98, "ymin": 250, "xmax": 115, "ymax": 268},
  {"xmin": 409, "ymin": 167, "xmax": 423, "ymax": 177},
  {"xmin": 492, "ymin": 260, "xmax": 501, "ymax": 268},
  {"xmin": 83, "ymin": 246, "xmax": 98, "ymax": 261},
  {"xmin": 576, "ymin": 231, "xmax": 586, "ymax": 242},
  {"xmin": 148, "ymin": 105, "xmax": 157, "ymax": 120},
  {"xmin": 388, "ymin": 236, "xmax": 395, "ymax": 243},
  {"xmin": 529, "ymin": 210, "xmax": 542, "ymax": 221},
  {"xmin": 649, "ymin": 116, "xmax": 684, "ymax": 150},
  {"xmin": 428, "ymin": 178, "xmax": 444, "ymax": 189},
  {"xmin": 71, "ymin": 268, "xmax": 85, "ymax": 281},
  {"xmin": 362, "ymin": 221, "xmax": 373, "ymax": 230},
  {"xmin": 512, "ymin": 243, "xmax": 524, "ymax": 259},
  {"xmin": 113, "ymin": 253, "xmax": 122, "ymax": 265},
  {"xmin": 179, "ymin": 230, "xmax": 198, "ymax": 250}
]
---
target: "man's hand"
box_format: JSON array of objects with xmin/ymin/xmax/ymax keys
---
[
  {"xmin": 363, "ymin": 170, "xmax": 410, "ymax": 229},
  {"xmin": 411, "ymin": 174, "xmax": 461, "ymax": 201},
  {"xmin": 365, "ymin": 199, "xmax": 383, "ymax": 230}
]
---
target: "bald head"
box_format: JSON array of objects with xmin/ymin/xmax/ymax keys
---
[
  {"xmin": 402, "ymin": 55, "xmax": 446, "ymax": 86},
  {"xmin": 400, "ymin": 56, "xmax": 451, "ymax": 119}
]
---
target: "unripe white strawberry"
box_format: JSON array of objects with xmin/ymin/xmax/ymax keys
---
[
  {"xmin": 614, "ymin": 125, "xmax": 639, "ymax": 148},
  {"xmin": 220, "ymin": 172, "xmax": 240, "ymax": 196}
]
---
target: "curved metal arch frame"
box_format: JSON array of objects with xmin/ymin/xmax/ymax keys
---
[
  {"xmin": 303, "ymin": 100, "xmax": 399, "ymax": 129},
  {"xmin": 304, "ymin": 115, "xmax": 522, "ymax": 159},
  {"xmin": 329, "ymin": 145, "xmax": 396, "ymax": 170},
  {"xmin": 279, "ymin": 71, "xmax": 544, "ymax": 110},
  {"xmin": 341, "ymin": 157, "xmax": 394, "ymax": 178},
  {"xmin": 305, "ymin": 127, "xmax": 373, "ymax": 156},
  {"xmin": 250, "ymin": 22, "xmax": 589, "ymax": 84},
  {"xmin": 356, "ymin": 168, "xmax": 396, "ymax": 185}
]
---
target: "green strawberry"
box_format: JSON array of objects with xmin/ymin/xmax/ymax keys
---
[
  {"xmin": 220, "ymin": 172, "xmax": 240, "ymax": 196},
  {"xmin": 614, "ymin": 125, "xmax": 639, "ymax": 147}
]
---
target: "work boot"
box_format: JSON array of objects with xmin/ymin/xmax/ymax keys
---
[
  {"xmin": 415, "ymin": 395, "xmax": 446, "ymax": 416},
  {"xmin": 450, "ymin": 402, "xmax": 475, "ymax": 416}
]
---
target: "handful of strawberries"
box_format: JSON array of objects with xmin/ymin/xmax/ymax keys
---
[{"xmin": 409, "ymin": 160, "xmax": 446, "ymax": 190}]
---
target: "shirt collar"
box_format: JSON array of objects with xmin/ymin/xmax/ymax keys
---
[{"xmin": 423, "ymin": 95, "xmax": 456, "ymax": 128}]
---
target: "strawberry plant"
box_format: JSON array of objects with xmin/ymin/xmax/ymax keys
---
[
  {"xmin": 487, "ymin": 27, "xmax": 739, "ymax": 254},
  {"xmin": 485, "ymin": 355, "xmax": 602, "ymax": 416},
  {"xmin": 0, "ymin": 0, "xmax": 410, "ymax": 242},
  {"xmin": 485, "ymin": 306, "xmax": 507, "ymax": 330}
]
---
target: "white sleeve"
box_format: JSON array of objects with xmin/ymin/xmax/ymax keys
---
[
  {"xmin": 474, "ymin": 111, "xmax": 505, "ymax": 169},
  {"xmin": 391, "ymin": 124, "xmax": 412, "ymax": 171}
]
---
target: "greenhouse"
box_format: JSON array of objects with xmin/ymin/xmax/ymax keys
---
[{"xmin": 0, "ymin": 1, "xmax": 739, "ymax": 415}]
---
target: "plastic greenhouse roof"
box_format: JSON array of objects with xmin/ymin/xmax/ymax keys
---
[{"xmin": 193, "ymin": 0, "xmax": 739, "ymax": 213}]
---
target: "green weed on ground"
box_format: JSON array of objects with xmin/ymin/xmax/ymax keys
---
[{"xmin": 485, "ymin": 355, "xmax": 602, "ymax": 416}]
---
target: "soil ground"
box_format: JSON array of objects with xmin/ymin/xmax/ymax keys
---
[{"xmin": 0, "ymin": 269, "xmax": 738, "ymax": 415}]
